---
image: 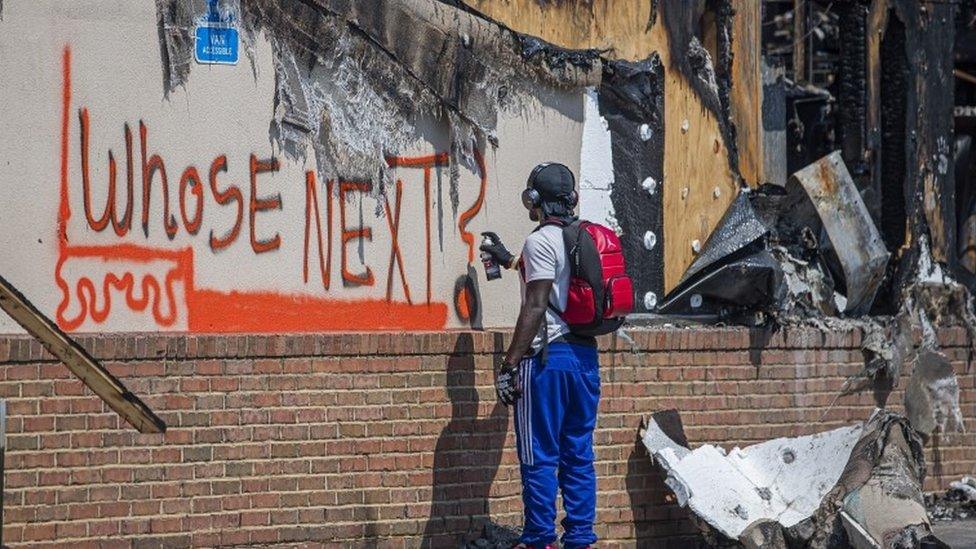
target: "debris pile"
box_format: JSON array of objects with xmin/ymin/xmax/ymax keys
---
[
  {"xmin": 461, "ymin": 523, "xmax": 520, "ymax": 549},
  {"xmin": 927, "ymin": 477, "xmax": 976, "ymax": 522},
  {"xmin": 659, "ymin": 150, "xmax": 971, "ymax": 447},
  {"xmin": 642, "ymin": 409, "xmax": 950, "ymax": 548},
  {"xmin": 661, "ymin": 151, "xmax": 890, "ymax": 324}
]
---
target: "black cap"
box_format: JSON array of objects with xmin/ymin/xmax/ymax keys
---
[{"xmin": 529, "ymin": 163, "xmax": 575, "ymax": 202}]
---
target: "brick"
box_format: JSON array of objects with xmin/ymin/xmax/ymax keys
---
[{"xmin": 0, "ymin": 328, "xmax": 972, "ymax": 548}]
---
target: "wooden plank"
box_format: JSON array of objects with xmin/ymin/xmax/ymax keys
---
[
  {"xmin": 793, "ymin": 0, "xmax": 808, "ymax": 82},
  {"xmin": 0, "ymin": 275, "xmax": 165, "ymax": 434},
  {"xmin": 730, "ymin": 0, "xmax": 764, "ymax": 186}
]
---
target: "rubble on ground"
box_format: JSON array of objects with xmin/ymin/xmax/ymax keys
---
[
  {"xmin": 642, "ymin": 409, "xmax": 950, "ymax": 548},
  {"xmin": 927, "ymin": 477, "xmax": 976, "ymax": 522},
  {"xmin": 461, "ymin": 523, "xmax": 520, "ymax": 549}
]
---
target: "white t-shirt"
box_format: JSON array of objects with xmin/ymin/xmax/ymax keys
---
[{"xmin": 519, "ymin": 224, "xmax": 571, "ymax": 353}]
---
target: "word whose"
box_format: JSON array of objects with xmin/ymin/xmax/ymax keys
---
[{"xmin": 79, "ymin": 112, "xmax": 282, "ymax": 254}]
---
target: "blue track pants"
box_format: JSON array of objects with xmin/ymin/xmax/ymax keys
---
[{"xmin": 514, "ymin": 342, "xmax": 600, "ymax": 548}]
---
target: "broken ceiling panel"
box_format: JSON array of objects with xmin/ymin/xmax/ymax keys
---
[
  {"xmin": 642, "ymin": 413, "xmax": 863, "ymax": 541},
  {"xmin": 644, "ymin": 410, "xmax": 949, "ymax": 548}
]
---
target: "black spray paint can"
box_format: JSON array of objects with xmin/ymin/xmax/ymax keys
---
[{"xmin": 481, "ymin": 235, "xmax": 502, "ymax": 281}]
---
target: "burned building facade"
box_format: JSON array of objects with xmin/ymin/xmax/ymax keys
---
[{"xmin": 0, "ymin": 0, "xmax": 973, "ymax": 547}]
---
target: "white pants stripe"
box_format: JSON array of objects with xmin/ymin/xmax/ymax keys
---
[{"xmin": 518, "ymin": 357, "xmax": 534, "ymax": 466}]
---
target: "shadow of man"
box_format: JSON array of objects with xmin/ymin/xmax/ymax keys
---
[
  {"xmin": 625, "ymin": 415, "xmax": 705, "ymax": 548},
  {"xmin": 421, "ymin": 333, "xmax": 509, "ymax": 548}
]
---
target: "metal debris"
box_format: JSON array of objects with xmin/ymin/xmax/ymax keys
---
[
  {"xmin": 927, "ymin": 477, "xmax": 976, "ymax": 522},
  {"xmin": 659, "ymin": 192, "xmax": 783, "ymax": 319},
  {"xmin": 678, "ymin": 192, "xmax": 770, "ymax": 286},
  {"xmin": 845, "ymin": 314, "xmax": 913, "ymax": 408},
  {"xmin": 787, "ymin": 152, "xmax": 890, "ymax": 315},
  {"xmin": 771, "ymin": 245, "xmax": 837, "ymax": 319},
  {"xmin": 839, "ymin": 423, "xmax": 944, "ymax": 549},
  {"xmin": 658, "ymin": 249, "xmax": 783, "ymax": 319},
  {"xmin": 949, "ymin": 477, "xmax": 976, "ymax": 504}
]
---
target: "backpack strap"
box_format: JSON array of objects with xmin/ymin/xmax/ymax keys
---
[
  {"xmin": 529, "ymin": 218, "xmax": 564, "ymax": 366},
  {"xmin": 535, "ymin": 217, "xmax": 583, "ymax": 366}
]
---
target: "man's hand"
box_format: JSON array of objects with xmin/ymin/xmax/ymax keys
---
[
  {"xmin": 495, "ymin": 361, "xmax": 521, "ymax": 405},
  {"xmin": 479, "ymin": 232, "xmax": 515, "ymax": 269}
]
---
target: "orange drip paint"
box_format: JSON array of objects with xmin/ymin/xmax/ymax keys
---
[
  {"xmin": 58, "ymin": 46, "xmax": 72, "ymax": 247},
  {"xmin": 113, "ymin": 123, "xmax": 134, "ymax": 237},
  {"xmin": 454, "ymin": 283, "xmax": 472, "ymax": 321},
  {"xmin": 458, "ymin": 147, "xmax": 488, "ymax": 264},
  {"xmin": 384, "ymin": 153, "xmax": 449, "ymax": 168},
  {"xmin": 179, "ymin": 166, "xmax": 204, "ymax": 235},
  {"xmin": 248, "ymin": 155, "xmax": 282, "ymax": 254},
  {"xmin": 55, "ymin": 245, "xmax": 193, "ymax": 330},
  {"xmin": 78, "ymin": 108, "xmax": 112, "ymax": 232},
  {"xmin": 384, "ymin": 153, "xmax": 448, "ymax": 304},
  {"xmin": 207, "ymin": 155, "xmax": 243, "ymax": 251},
  {"xmin": 423, "ymin": 166, "xmax": 432, "ymax": 304},
  {"xmin": 139, "ymin": 121, "xmax": 178, "ymax": 239},
  {"xmin": 338, "ymin": 181, "xmax": 374, "ymax": 286}
]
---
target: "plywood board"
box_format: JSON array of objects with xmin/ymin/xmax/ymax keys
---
[
  {"xmin": 731, "ymin": 0, "xmax": 764, "ymax": 187},
  {"xmin": 660, "ymin": 69, "xmax": 739, "ymax": 292}
]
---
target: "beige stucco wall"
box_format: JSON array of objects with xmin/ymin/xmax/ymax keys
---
[{"xmin": 0, "ymin": 0, "xmax": 588, "ymax": 334}]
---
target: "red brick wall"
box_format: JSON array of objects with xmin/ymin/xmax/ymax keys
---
[{"xmin": 0, "ymin": 327, "xmax": 973, "ymax": 547}]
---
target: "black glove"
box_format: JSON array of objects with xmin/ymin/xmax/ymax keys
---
[
  {"xmin": 479, "ymin": 232, "xmax": 515, "ymax": 269},
  {"xmin": 495, "ymin": 362, "xmax": 521, "ymax": 406}
]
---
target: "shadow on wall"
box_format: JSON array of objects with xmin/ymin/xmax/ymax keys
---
[
  {"xmin": 625, "ymin": 434, "xmax": 705, "ymax": 548},
  {"xmin": 421, "ymin": 333, "xmax": 509, "ymax": 547}
]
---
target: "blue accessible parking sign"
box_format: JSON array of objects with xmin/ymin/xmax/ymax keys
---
[
  {"xmin": 195, "ymin": 25, "xmax": 239, "ymax": 65},
  {"xmin": 194, "ymin": 0, "xmax": 239, "ymax": 65}
]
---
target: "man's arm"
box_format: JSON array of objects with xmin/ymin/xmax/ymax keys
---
[{"xmin": 503, "ymin": 279, "xmax": 553, "ymax": 366}]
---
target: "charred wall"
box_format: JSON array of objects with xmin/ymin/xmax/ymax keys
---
[
  {"xmin": 600, "ymin": 57, "xmax": 666, "ymax": 309},
  {"xmin": 876, "ymin": 0, "xmax": 958, "ymax": 287},
  {"xmin": 879, "ymin": 11, "xmax": 908, "ymax": 253},
  {"xmin": 836, "ymin": 1, "xmax": 869, "ymax": 175}
]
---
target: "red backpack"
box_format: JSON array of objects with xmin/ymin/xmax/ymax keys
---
[{"xmin": 542, "ymin": 218, "xmax": 634, "ymax": 336}]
